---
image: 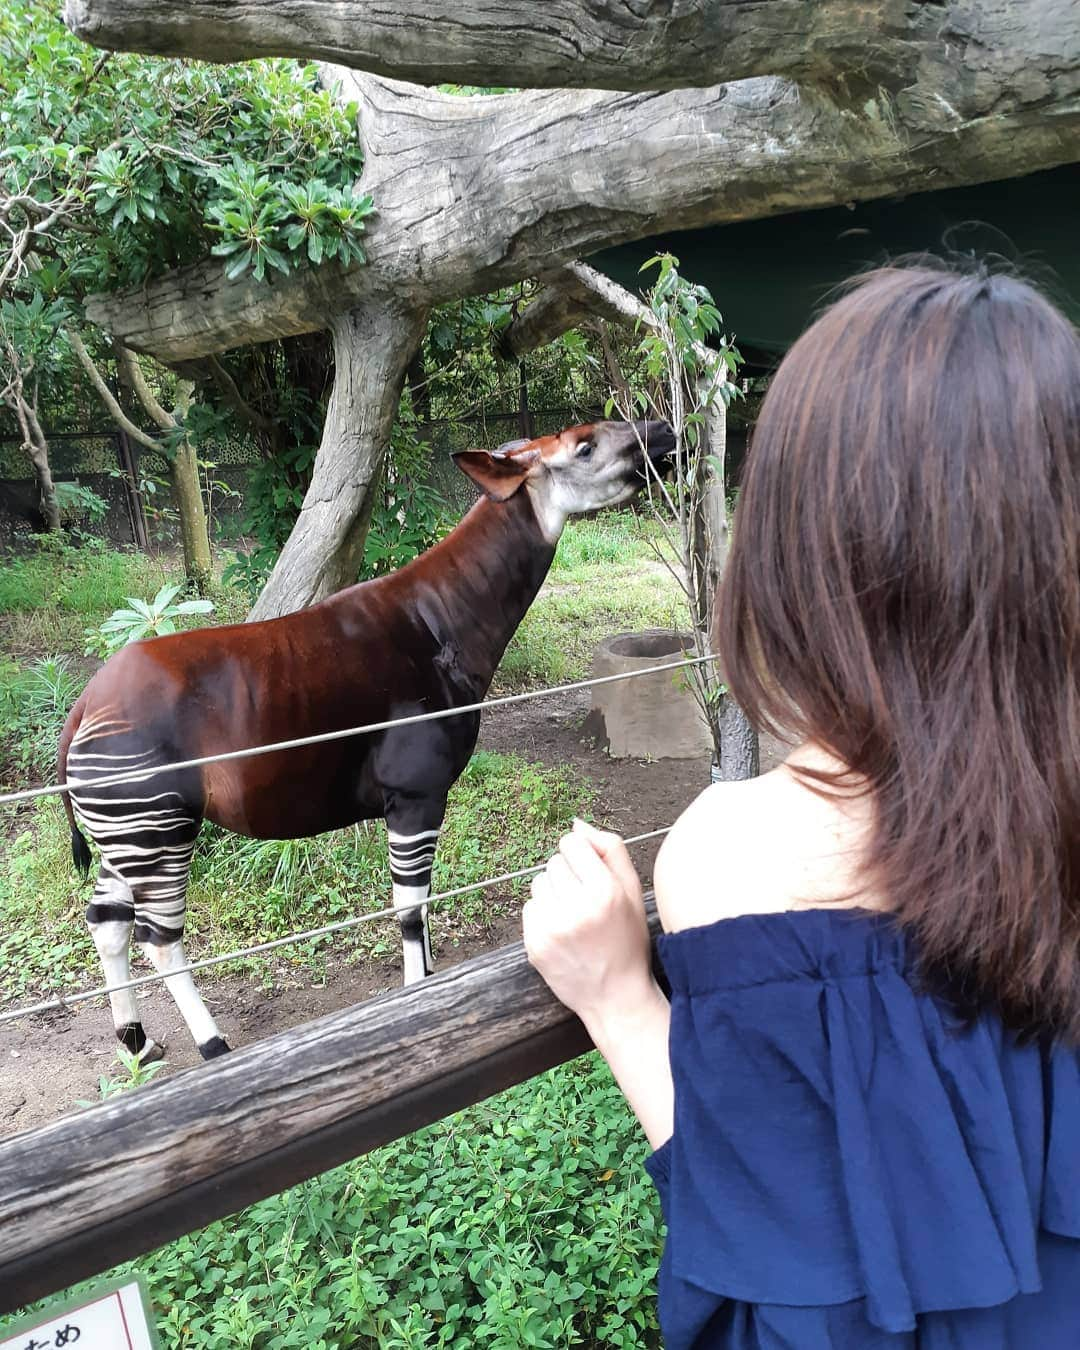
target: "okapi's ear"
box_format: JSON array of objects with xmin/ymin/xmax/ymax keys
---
[{"xmin": 453, "ymin": 447, "xmax": 539, "ymax": 501}]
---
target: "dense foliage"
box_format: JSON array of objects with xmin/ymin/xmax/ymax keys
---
[
  {"xmin": 0, "ymin": 3, "xmax": 369, "ymax": 297},
  {"xmin": 1, "ymin": 1058, "xmax": 662, "ymax": 1349}
]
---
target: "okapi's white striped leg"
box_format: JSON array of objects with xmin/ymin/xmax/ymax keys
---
[
  {"xmin": 137, "ymin": 937, "xmax": 228, "ymax": 1059},
  {"xmin": 73, "ymin": 772, "xmax": 228, "ymax": 1061},
  {"xmin": 388, "ymin": 828, "xmax": 440, "ymax": 985},
  {"xmin": 86, "ymin": 870, "xmax": 164, "ymax": 1064},
  {"xmin": 131, "ymin": 838, "xmax": 230, "ymax": 1060}
]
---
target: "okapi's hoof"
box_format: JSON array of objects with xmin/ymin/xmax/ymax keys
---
[
  {"xmin": 117, "ymin": 1022, "xmax": 163, "ymax": 1063},
  {"xmin": 116, "ymin": 1022, "xmax": 147, "ymax": 1055},
  {"xmin": 199, "ymin": 1035, "xmax": 231, "ymax": 1061}
]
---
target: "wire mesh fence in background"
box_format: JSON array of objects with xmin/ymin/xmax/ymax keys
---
[{"xmin": 0, "ymin": 408, "xmax": 604, "ymax": 548}]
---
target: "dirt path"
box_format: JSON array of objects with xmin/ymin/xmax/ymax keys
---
[{"xmin": 0, "ymin": 687, "xmax": 785, "ymax": 1139}]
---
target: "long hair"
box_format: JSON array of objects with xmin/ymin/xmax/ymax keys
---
[{"xmin": 717, "ymin": 263, "xmax": 1080, "ymax": 1040}]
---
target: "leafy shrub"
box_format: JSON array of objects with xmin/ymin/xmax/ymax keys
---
[
  {"xmin": 84, "ymin": 583, "xmax": 214, "ymax": 658},
  {"xmin": 209, "ymin": 166, "xmax": 373, "ymax": 282},
  {"xmin": 0, "ymin": 655, "xmax": 85, "ymax": 786},
  {"xmin": 1, "ymin": 6, "xmax": 371, "ymax": 293},
  {"xmin": 223, "ymin": 442, "xmax": 318, "ymax": 601},
  {"xmin": 53, "ymin": 480, "xmax": 109, "ymax": 530},
  {"xmin": 364, "ymin": 480, "xmax": 450, "ymax": 577}
]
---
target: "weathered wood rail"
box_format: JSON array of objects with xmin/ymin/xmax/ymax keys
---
[{"xmin": 0, "ymin": 903, "xmax": 664, "ymax": 1316}]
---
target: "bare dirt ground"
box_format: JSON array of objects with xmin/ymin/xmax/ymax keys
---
[{"xmin": 0, "ymin": 687, "xmax": 785, "ymax": 1140}]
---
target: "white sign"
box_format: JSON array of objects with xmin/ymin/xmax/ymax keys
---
[{"xmin": 0, "ymin": 1277, "xmax": 159, "ymax": 1350}]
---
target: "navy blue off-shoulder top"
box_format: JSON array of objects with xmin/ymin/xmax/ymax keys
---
[{"xmin": 643, "ymin": 909, "xmax": 1080, "ymax": 1348}]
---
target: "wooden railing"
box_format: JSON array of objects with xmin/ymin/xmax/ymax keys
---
[{"xmin": 0, "ymin": 904, "xmax": 663, "ymax": 1316}]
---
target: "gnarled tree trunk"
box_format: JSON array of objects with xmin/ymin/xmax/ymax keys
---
[{"xmin": 248, "ymin": 296, "xmax": 429, "ymax": 619}]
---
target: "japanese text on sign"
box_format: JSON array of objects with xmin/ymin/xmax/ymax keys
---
[{"xmin": 0, "ymin": 1279, "xmax": 157, "ymax": 1350}]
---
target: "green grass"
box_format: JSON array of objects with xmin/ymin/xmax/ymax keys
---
[
  {"xmin": 0, "ymin": 655, "xmax": 85, "ymax": 788},
  {"xmin": 0, "ymin": 537, "xmax": 248, "ymax": 659},
  {"xmin": 2, "ymin": 1056, "xmax": 663, "ymax": 1349},
  {"xmin": 0, "ymin": 751, "xmax": 593, "ymax": 1004},
  {"xmin": 0, "ymin": 539, "xmax": 173, "ymax": 656},
  {"xmin": 498, "ymin": 570, "xmax": 684, "ymax": 690},
  {"xmin": 548, "ymin": 511, "xmax": 672, "ymax": 583}
]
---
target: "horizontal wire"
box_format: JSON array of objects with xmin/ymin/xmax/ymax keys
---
[
  {"xmin": 0, "ymin": 826, "xmax": 672, "ymax": 1025},
  {"xmin": 0, "ymin": 655, "xmax": 716, "ymax": 808}
]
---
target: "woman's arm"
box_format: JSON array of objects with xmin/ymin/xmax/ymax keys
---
[{"xmin": 522, "ymin": 819, "xmax": 674, "ymax": 1149}]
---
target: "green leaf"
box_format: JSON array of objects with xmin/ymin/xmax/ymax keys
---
[
  {"xmin": 262, "ymin": 244, "xmax": 290, "ymax": 274},
  {"xmin": 124, "ymin": 597, "xmax": 155, "ymax": 620},
  {"xmin": 151, "ymin": 583, "xmax": 183, "ymax": 610}
]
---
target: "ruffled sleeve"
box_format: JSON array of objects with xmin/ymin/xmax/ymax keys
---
[{"xmin": 647, "ymin": 910, "xmax": 1080, "ymax": 1347}]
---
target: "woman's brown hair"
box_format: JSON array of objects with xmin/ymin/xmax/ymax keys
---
[{"xmin": 717, "ymin": 263, "xmax": 1080, "ymax": 1040}]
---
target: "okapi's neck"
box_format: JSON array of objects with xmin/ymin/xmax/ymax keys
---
[{"xmin": 398, "ymin": 487, "xmax": 559, "ymax": 697}]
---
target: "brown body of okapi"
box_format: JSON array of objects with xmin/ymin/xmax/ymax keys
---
[{"xmin": 59, "ymin": 419, "xmax": 675, "ymax": 1061}]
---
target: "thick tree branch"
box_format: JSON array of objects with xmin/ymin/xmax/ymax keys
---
[
  {"xmin": 82, "ymin": 14, "xmax": 1080, "ymax": 365},
  {"xmin": 63, "ymin": 0, "xmax": 912, "ymax": 93},
  {"xmin": 502, "ymin": 261, "xmax": 655, "ymax": 356},
  {"xmin": 497, "ymin": 285, "xmax": 593, "ymax": 361}
]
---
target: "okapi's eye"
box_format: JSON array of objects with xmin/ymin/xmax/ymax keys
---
[{"xmin": 575, "ymin": 441, "xmax": 594, "ymax": 459}]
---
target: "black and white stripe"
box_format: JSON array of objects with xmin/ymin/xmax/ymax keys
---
[
  {"xmin": 387, "ymin": 828, "xmax": 439, "ymax": 889},
  {"xmin": 68, "ymin": 748, "xmax": 198, "ymax": 943},
  {"xmin": 66, "ymin": 718, "xmax": 225, "ymax": 1058}
]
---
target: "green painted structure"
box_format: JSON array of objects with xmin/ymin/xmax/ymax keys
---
[{"xmin": 593, "ymin": 163, "xmax": 1079, "ymax": 369}]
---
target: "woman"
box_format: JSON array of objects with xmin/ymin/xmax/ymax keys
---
[{"xmin": 523, "ymin": 264, "xmax": 1080, "ymax": 1347}]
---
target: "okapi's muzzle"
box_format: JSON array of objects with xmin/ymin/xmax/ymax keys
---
[{"xmin": 626, "ymin": 418, "xmax": 677, "ymax": 479}]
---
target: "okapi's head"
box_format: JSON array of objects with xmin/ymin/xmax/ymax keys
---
[{"xmin": 453, "ymin": 419, "xmax": 676, "ymax": 540}]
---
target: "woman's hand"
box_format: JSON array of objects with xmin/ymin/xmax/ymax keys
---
[
  {"xmin": 522, "ymin": 818, "xmax": 658, "ymax": 1034},
  {"xmin": 523, "ymin": 818, "xmax": 674, "ymax": 1149}
]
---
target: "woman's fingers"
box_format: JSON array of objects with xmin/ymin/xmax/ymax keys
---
[
  {"xmin": 571, "ymin": 818, "xmax": 643, "ymax": 902},
  {"xmin": 557, "ymin": 829, "xmax": 618, "ymax": 894}
]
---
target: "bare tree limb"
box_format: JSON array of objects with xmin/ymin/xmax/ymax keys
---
[
  {"xmin": 0, "ymin": 344, "xmax": 62, "ymax": 531},
  {"xmin": 62, "ymin": 0, "xmax": 919, "ymax": 92},
  {"xmin": 65, "ymin": 327, "xmax": 161, "ymax": 452},
  {"xmin": 115, "ymin": 342, "xmax": 174, "ymax": 432},
  {"xmin": 204, "ymin": 354, "xmax": 276, "ymax": 434}
]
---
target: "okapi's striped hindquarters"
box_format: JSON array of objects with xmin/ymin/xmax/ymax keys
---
[
  {"xmin": 58, "ymin": 420, "xmax": 676, "ymax": 1061},
  {"xmin": 63, "ymin": 708, "xmax": 226, "ymax": 1060}
]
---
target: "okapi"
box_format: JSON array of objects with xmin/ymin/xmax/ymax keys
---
[{"xmin": 59, "ymin": 419, "xmax": 676, "ymax": 1062}]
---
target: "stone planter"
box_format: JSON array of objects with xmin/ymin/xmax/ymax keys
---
[{"xmin": 584, "ymin": 629, "xmax": 712, "ymax": 760}]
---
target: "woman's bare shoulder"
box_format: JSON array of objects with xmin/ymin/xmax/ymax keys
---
[{"xmin": 653, "ymin": 755, "xmax": 874, "ymax": 935}]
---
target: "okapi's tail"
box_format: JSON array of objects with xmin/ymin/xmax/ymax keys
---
[
  {"xmin": 69, "ymin": 820, "xmax": 92, "ymax": 876},
  {"xmin": 58, "ymin": 691, "xmax": 92, "ymax": 879}
]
